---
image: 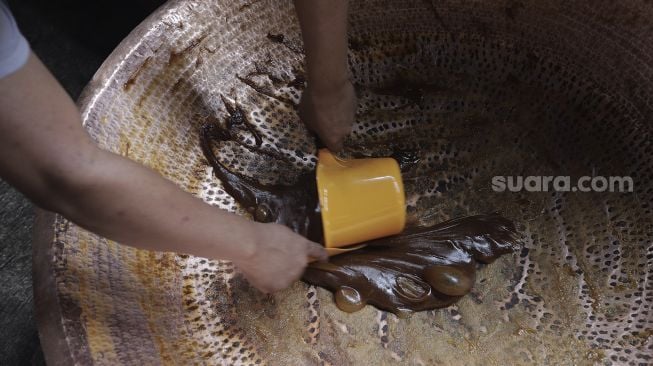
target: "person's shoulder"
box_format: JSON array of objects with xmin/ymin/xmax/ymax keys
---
[{"xmin": 0, "ymin": 1, "xmax": 30, "ymax": 79}]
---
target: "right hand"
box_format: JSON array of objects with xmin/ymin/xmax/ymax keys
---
[
  {"xmin": 299, "ymin": 80, "xmax": 357, "ymax": 152},
  {"xmin": 233, "ymin": 223, "xmax": 328, "ymax": 293}
]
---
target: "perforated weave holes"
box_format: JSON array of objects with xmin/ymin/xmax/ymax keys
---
[{"xmin": 44, "ymin": 0, "xmax": 653, "ymax": 365}]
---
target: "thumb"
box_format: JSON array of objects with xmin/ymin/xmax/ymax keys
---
[{"xmin": 306, "ymin": 241, "xmax": 328, "ymax": 262}]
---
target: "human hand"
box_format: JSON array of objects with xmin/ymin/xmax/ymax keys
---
[
  {"xmin": 299, "ymin": 80, "xmax": 357, "ymax": 152},
  {"xmin": 233, "ymin": 222, "xmax": 328, "ymax": 293}
]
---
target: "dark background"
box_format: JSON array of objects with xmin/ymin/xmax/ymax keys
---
[{"xmin": 1, "ymin": 1, "xmax": 163, "ymax": 364}]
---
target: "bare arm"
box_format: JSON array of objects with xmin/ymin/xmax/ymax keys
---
[
  {"xmin": 294, "ymin": 0, "xmax": 349, "ymax": 92},
  {"xmin": 0, "ymin": 53, "xmax": 326, "ymax": 292},
  {"xmin": 294, "ymin": 0, "xmax": 356, "ymax": 152}
]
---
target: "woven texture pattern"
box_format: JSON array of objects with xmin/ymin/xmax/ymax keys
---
[{"xmin": 37, "ymin": 0, "xmax": 653, "ymax": 364}]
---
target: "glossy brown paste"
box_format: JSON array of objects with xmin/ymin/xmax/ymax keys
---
[{"xmin": 200, "ymin": 98, "xmax": 518, "ymax": 315}]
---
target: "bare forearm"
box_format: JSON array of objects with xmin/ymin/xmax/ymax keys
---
[
  {"xmin": 294, "ymin": 0, "xmax": 350, "ymax": 91},
  {"xmin": 59, "ymin": 148, "xmax": 258, "ymax": 261},
  {"xmin": 1, "ymin": 52, "xmax": 326, "ymax": 292},
  {"xmin": 0, "ymin": 53, "xmax": 257, "ymax": 261}
]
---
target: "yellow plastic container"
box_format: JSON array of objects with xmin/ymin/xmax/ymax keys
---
[{"xmin": 316, "ymin": 149, "xmax": 406, "ymax": 251}]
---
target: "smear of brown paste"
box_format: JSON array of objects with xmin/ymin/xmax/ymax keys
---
[{"xmin": 200, "ymin": 96, "xmax": 518, "ymax": 315}]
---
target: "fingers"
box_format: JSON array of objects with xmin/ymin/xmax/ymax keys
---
[
  {"xmin": 329, "ymin": 141, "xmax": 344, "ymax": 153},
  {"xmin": 317, "ymin": 120, "xmax": 351, "ymax": 152},
  {"xmin": 326, "ymin": 128, "xmax": 349, "ymax": 152},
  {"xmin": 306, "ymin": 241, "xmax": 328, "ymax": 262},
  {"xmin": 298, "ymin": 81, "xmax": 355, "ymax": 154},
  {"xmin": 246, "ymin": 268, "xmax": 302, "ymax": 294},
  {"xmin": 267, "ymin": 265, "xmax": 305, "ymax": 293},
  {"xmin": 248, "ymin": 278, "xmax": 273, "ymax": 294},
  {"xmin": 322, "ymin": 136, "xmax": 343, "ymax": 152}
]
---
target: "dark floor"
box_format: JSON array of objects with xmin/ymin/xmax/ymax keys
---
[{"xmin": 0, "ymin": 1, "xmax": 162, "ymax": 364}]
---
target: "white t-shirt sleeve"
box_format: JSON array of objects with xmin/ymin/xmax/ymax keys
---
[{"xmin": 0, "ymin": 2, "xmax": 29, "ymax": 79}]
